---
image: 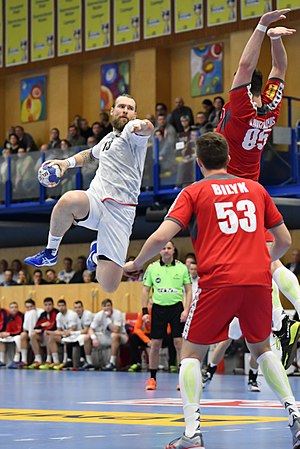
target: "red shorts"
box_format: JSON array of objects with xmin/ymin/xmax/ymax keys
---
[
  {"xmin": 265, "ymin": 229, "xmax": 274, "ymax": 243},
  {"xmin": 183, "ymin": 286, "xmax": 272, "ymax": 344}
]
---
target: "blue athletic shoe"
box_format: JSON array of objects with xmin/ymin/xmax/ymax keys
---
[
  {"xmin": 24, "ymin": 248, "xmax": 57, "ymax": 267},
  {"xmin": 0, "ymin": 362, "xmax": 6, "ymax": 368},
  {"xmin": 7, "ymin": 361, "xmax": 19, "ymax": 369},
  {"xmin": 86, "ymin": 241, "xmax": 97, "ymax": 272}
]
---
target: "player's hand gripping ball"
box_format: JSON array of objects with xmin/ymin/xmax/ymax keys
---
[{"xmin": 38, "ymin": 164, "xmax": 61, "ymax": 188}]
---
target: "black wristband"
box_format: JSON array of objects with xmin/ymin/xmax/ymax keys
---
[{"xmin": 142, "ymin": 307, "xmax": 148, "ymax": 316}]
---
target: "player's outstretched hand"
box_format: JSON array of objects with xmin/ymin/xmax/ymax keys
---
[
  {"xmin": 267, "ymin": 26, "xmax": 296, "ymax": 39},
  {"xmin": 41, "ymin": 159, "xmax": 69, "ymax": 176},
  {"xmin": 260, "ymin": 9, "xmax": 291, "ymax": 27},
  {"xmin": 130, "ymin": 119, "xmax": 154, "ymax": 136}
]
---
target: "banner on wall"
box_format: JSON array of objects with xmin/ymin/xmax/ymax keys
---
[
  {"xmin": 114, "ymin": 0, "xmax": 140, "ymax": 45},
  {"xmin": 190, "ymin": 43, "xmax": 223, "ymax": 96},
  {"xmin": 174, "ymin": 0, "xmax": 203, "ymax": 33},
  {"xmin": 207, "ymin": 0, "xmax": 237, "ymax": 27},
  {"xmin": 57, "ymin": 0, "xmax": 82, "ymax": 56},
  {"xmin": 144, "ymin": 0, "xmax": 171, "ymax": 39},
  {"xmin": 241, "ymin": 1, "xmax": 271, "ymax": 20},
  {"xmin": 20, "ymin": 76, "xmax": 47, "ymax": 123},
  {"xmin": 85, "ymin": 0, "xmax": 110, "ymax": 51},
  {"xmin": 276, "ymin": 0, "xmax": 300, "ymax": 9},
  {"xmin": 5, "ymin": 0, "xmax": 28, "ymax": 67},
  {"xmin": 31, "ymin": 0, "xmax": 55, "ymax": 62},
  {"xmin": 0, "ymin": 0, "xmax": 3, "ymax": 68},
  {"xmin": 101, "ymin": 61, "xmax": 130, "ymax": 110}
]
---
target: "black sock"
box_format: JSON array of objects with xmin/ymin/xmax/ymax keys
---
[{"xmin": 150, "ymin": 369, "xmax": 157, "ymax": 380}]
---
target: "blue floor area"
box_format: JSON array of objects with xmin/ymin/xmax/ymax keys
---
[{"xmin": 0, "ymin": 370, "xmax": 299, "ymax": 449}]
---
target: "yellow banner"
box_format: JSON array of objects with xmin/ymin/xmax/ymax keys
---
[
  {"xmin": 241, "ymin": 1, "xmax": 270, "ymax": 20},
  {"xmin": 85, "ymin": 0, "xmax": 110, "ymax": 51},
  {"xmin": 276, "ymin": 0, "xmax": 300, "ymax": 9},
  {"xmin": 5, "ymin": 0, "xmax": 28, "ymax": 67},
  {"xmin": 144, "ymin": 0, "xmax": 171, "ymax": 39},
  {"xmin": 114, "ymin": 0, "xmax": 140, "ymax": 45},
  {"xmin": 0, "ymin": 0, "xmax": 3, "ymax": 67},
  {"xmin": 57, "ymin": 0, "xmax": 82, "ymax": 56},
  {"xmin": 175, "ymin": 0, "xmax": 203, "ymax": 33},
  {"xmin": 207, "ymin": 0, "xmax": 237, "ymax": 26},
  {"xmin": 31, "ymin": 0, "xmax": 54, "ymax": 61}
]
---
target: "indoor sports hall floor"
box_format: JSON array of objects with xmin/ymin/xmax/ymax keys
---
[{"xmin": 0, "ymin": 369, "xmax": 299, "ymax": 449}]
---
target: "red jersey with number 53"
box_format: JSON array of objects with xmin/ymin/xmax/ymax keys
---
[
  {"xmin": 216, "ymin": 78, "xmax": 284, "ymax": 181},
  {"xmin": 166, "ymin": 173, "xmax": 283, "ymax": 288}
]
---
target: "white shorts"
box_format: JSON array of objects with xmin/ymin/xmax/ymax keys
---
[
  {"xmin": 75, "ymin": 192, "xmax": 136, "ymax": 267},
  {"xmin": 62, "ymin": 334, "xmax": 85, "ymax": 346},
  {"xmin": 228, "ymin": 317, "xmax": 243, "ymax": 340},
  {"xmin": 95, "ymin": 332, "xmax": 128, "ymax": 347},
  {"xmin": 0, "ymin": 335, "xmax": 21, "ymax": 351}
]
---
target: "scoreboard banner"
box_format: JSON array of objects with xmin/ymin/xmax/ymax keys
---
[
  {"xmin": 5, "ymin": 0, "xmax": 28, "ymax": 67},
  {"xmin": 144, "ymin": 0, "xmax": 171, "ymax": 39},
  {"xmin": 114, "ymin": 0, "xmax": 140, "ymax": 46},
  {"xmin": 174, "ymin": 0, "xmax": 203, "ymax": 33},
  {"xmin": 85, "ymin": 0, "xmax": 110, "ymax": 51},
  {"xmin": 207, "ymin": 0, "xmax": 237, "ymax": 27},
  {"xmin": 31, "ymin": 0, "xmax": 55, "ymax": 62},
  {"xmin": 57, "ymin": 0, "xmax": 82, "ymax": 56}
]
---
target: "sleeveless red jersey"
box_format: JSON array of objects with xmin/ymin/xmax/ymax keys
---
[
  {"xmin": 166, "ymin": 174, "xmax": 283, "ymax": 288},
  {"xmin": 216, "ymin": 78, "xmax": 284, "ymax": 181}
]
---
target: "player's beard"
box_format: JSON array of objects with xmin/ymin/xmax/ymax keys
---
[{"xmin": 112, "ymin": 116, "xmax": 129, "ymax": 133}]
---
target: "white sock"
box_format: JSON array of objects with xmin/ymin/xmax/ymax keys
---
[
  {"xmin": 52, "ymin": 353, "xmax": 59, "ymax": 364},
  {"xmin": 0, "ymin": 352, "xmax": 5, "ymax": 363},
  {"xmin": 13, "ymin": 353, "xmax": 20, "ymax": 362},
  {"xmin": 35, "ymin": 354, "xmax": 42, "ymax": 363},
  {"xmin": 273, "ymin": 266, "xmax": 300, "ymax": 316},
  {"xmin": 63, "ymin": 352, "xmax": 68, "ymax": 363},
  {"xmin": 257, "ymin": 351, "xmax": 300, "ymax": 425},
  {"xmin": 86, "ymin": 355, "xmax": 93, "ymax": 365},
  {"xmin": 21, "ymin": 349, "xmax": 28, "ymax": 363},
  {"xmin": 271, "ymin": 279, "xmax": 285, "ymax": 331},
  {"xmin": 179, "ymin": 358, "xmax": 202, "ymax": 438},
  {"xmin": 46, "ymin": 354, "xmax": 52, "ymax": 363},
  {"xmin": 46, "ymin": 233, "xmax": 62, "ymax": 253},
  {"xmin": 110, "ymin": 355, "xmax": 117, "ymax": 365}
]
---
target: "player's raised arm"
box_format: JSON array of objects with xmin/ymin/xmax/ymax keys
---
[
  {"xmin": 231, "ymin": 9, "xmax": 291, "ymax": 90},
  {"xmin": 267, "ymin": 26, "xmax": 296, "ymax": 81},
  {"xmin": 130, "ymin": 118, "xmax": 154, "ymax": 136}
]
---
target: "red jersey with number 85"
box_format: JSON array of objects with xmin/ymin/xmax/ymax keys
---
[
  {"xmin": 216, "ymin": 78, "xmax": 284, "ymax": 181},
  {"xmin": 166, "ymin": 174, "xmax": 283, "ymax": 288}
]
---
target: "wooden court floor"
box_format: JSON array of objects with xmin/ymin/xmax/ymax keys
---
[{"xmin": 0, "ymin": 369, "xmax": 299, "ymax": 449}]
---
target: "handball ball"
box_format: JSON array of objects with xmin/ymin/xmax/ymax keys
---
[{"xmin": 38, "ymin": 164, "xmax": 61, "ymax": 188}]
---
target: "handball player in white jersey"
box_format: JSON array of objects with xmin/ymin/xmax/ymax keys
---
[{"xmin": 24, "ymin": 95, "xmax": 154, "ymax": 292}]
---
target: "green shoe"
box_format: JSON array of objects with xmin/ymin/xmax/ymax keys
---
[
  {"xmin": 128, "ymin": 363, "xmax": 141, "ymax": 372},
  {"xmin": 39, "ymin": 363, "xmax": 55, "ymax": 370},
  {"xmin": 169, "ymin": 365, "xmax": 178, "ymax": 373}
]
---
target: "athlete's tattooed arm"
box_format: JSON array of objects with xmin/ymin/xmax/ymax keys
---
[{"xmin": 75, "ymin": 149, "xmax": 96, "ymax": 167}]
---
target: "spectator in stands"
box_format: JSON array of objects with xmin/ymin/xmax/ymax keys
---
[
  {"xmin": 28, "ymin": 297, "xmax": 58, "ymax": 369},
  {"xmin": 60, "ymin": 139, "xmax": 72, "ymax": 150},
  {"xmin": 18, "ymin": 298, "xmax": 44, "ymax": 367},
  {"xmin": 11, "ymin": 259, "xmax": 23, "ymax": 283},
  {"xmin": 170, "ymin": 97, "xmax": 194, "ymax": 133},
  {"xmin": 286, "ymin": 249, "xmax": 300, "ymax": 276},
  {"xmin": 0, "ymin": 301, "xmax": 24, "ymax": 368},
  {"xmin": 82, "ymin": 270, "xmax": 94, "ymax": 283},
  {"xmin": 80, "ymin": 137, "xmax": 98, "ymax": 189},
  {"xmin": 16, "ymin": 269, "xmax": 30, "ymax": 285},
  {"xmin": 99, "ymin": 112, "xmax": 113, "ymax": 139},
  {"xmin": 72, "ymin": 114, "xmax": 82, "ymax": 130},
  {"xmin": 0, "ymin": 269, "xmax": 17, "ymax": 286},
  {"xmin": 2, "ymin": 126, "xmax": 15, "ymax": 149},
  {"xmin": 195, "ymin": 111, "xmax": 214, "ymax": 135},
  {"xmin": 47, "ymin": 128, "xmax": 61, "ymax": 150},
  {"xmin": 86, "ymin": 136, "xmax": 97, "ymax": 148},
  {"xmin": 209, "ymin": 96, "xmax": 225, "ymax": 128},
  {"xmin": 86, "ymin": 298, "xmax": 128, "ymax": 371},
  {"xmin": 5, "ymin": 133, "xmax": 20, "ymax": 153},
  {"xmin": 43, "ymin": 299, "xmax": 78, "ymax": 370},
  {"xmin": 15, "ymin": 148, "xmax": 36, "ymax": 197},
  {"xmin": 154, "ymin": 129, "xmax": 176, "ymax": 175},
  {"xmin": 69, "ymin": 256, "xmax": 87, "ymax": 284},
  {"xmin": 91, "ymin": 121, "xmax": 103, "ymax": 144},
  {"xmin": 0, "ymin": 259, "xmax": 8, "ymax": 284},
  {"xmin": 67, "ymin": 125, "xmax": 86, "ymax": 147},
  {"xmin": 79, "ymin": 118, "xmax": 93, "ymax": 141},
  {"xmin": 202, "ymin": 98, "xmax": 215, "ymax": 119},
  {"xmin": 15, "ymin": 125, "xmax": 38, "ymax": 152},
  {"xmin": 184, "ymin": 252, "xmax": 196, "ymax": 269},
  {"xmin": 156, "ymin": 114, "xmax": 177, "ymax": 142},
  {"xmin": 176, "ymin": 128, "xmax": 199, "ymax": 187},
  {"xmin": 32, "ymin": 269, "xmax": 47, "ymax": 285},
  {"xmin": 58, "ymin": 257, "xmax": 75, "ymax": 283},
  {"xmin": 45, "ymin": 268, "xmax": 66, "ymax": 284},
  {"xmin": 155, "ymin": 103, "xmax": 171, "ymax": 123},
  {"xmin": 0, "ymin": 149, "xmax": 16, "ymax": 192}
]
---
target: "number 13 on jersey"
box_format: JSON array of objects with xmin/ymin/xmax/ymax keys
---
[{"xmin": 215, "ymin": 200, "xmax": 257, "ymax": 234}]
